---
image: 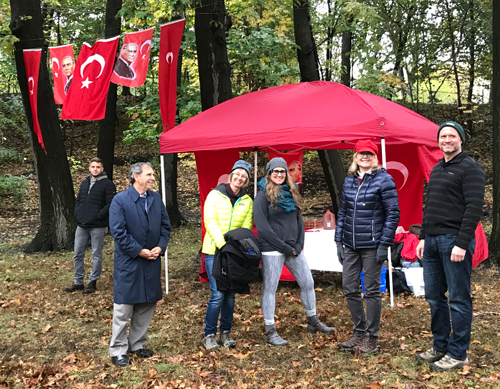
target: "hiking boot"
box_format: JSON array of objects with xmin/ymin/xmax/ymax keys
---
[
  {"xmin": 264, "ymin": 324, "xmax": 288, "ymax": 346},
  {"xmin": 83, "ymin": 280, "xmax": 97, "ymax": 294},
  {"xmin": 219, "ymin": 331, "xmax": 236, "ymax": 348},
  {"xmin": 338, "ymin": 331, "xmax": 366, "ymax": 351},
  {"xmin": 63, "ymin": 283, "xmax": 84, "ymax": 293},
  {"xmin": 416, "ymin": 347, "xmax": 447, "ymax": 363},
  {"xmin": 203, "ymin": 334, "xmax": 219, "ymax": 351},
  {"xmin": 357, "ymin": 335, "xmax": 378, "ymax": 354},
  {"xmin": 306, "ymin": 315, "xmax": 334, "ymax": 334},
  {"xmin": 430, "ymin": 355, "xmax": 469, "ymax": 371}
]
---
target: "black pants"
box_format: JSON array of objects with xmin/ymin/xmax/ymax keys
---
[{"xmin": 342, "ymin": 246, "xmax": 383, "ymax": 337}]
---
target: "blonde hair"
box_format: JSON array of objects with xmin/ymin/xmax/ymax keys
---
[
  {"xmin": 228, "ymin": 169, "xmax": 250, "ymax": 188},
  {"xmin": 348, "ymin": 152, "xmax": 381, "ymax": 175},
  {"xmin": 265, "ymin": 173, "xmax": 303, "ymax": 211}
]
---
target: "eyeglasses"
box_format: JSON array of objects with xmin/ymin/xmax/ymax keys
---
[
  {"xmin": 359, "ymin": 152, "xmax": 374, "ymax": 156},
  {"xmin": 271, "ymin": 169, "xmax": 287, "ymax": 176}
]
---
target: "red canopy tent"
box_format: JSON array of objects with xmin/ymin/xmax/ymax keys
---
[{"xmin": 159, "ymin": 81, "xmax": 488, "ymax": 292}]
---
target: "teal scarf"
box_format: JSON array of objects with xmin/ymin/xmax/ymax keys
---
[{"xmin": 258, "ymin": 178, "xmax": 297, "ymax": 213}]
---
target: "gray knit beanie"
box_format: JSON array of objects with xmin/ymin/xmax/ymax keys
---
[
  {"xmin": 438, "ymin": 121, "xmax": 466, "ymax": 145},
  {"xmin": 266, "ymin": 157, "xmax": 288, "ymax": 176},
  {"xmin": 230, "ymin": 160, "xmax": 252, "ymax": 177}
]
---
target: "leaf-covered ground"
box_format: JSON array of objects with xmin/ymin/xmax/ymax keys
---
[{"xmin": 0, "ymin": 226, "xmax": 499, "ymax": 389}]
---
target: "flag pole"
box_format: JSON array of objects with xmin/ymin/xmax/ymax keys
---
[
  {"xmin": 381, "ymin": 137, "xmax": 394, "ymax": 307},
  {"xmin": 160, "ymin": 154, "xmax": 169, "ymax": 294}
]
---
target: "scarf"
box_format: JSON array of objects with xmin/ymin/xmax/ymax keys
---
[{"xmin": 258, "ymin": 178, "xmax": 297, "ymax": 213}]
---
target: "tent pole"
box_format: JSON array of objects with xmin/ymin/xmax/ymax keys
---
[
  {"xmin": 254, "ymin": 149, "xmax": 258, "ymax": 197},
  {"xmin": 381, "ymin": 137, "xmax": 394, "ymax": 308},
  {"xmin": 160, "ymin": 154, "xmax": 169, "ymax": 294}
]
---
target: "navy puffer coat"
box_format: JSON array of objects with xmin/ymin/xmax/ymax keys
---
[{"xmin": 335, "ymin": 168, "xmax": 400, "ymax": 249}]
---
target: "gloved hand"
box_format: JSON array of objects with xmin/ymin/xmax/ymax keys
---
[
  {"xmin": 336, "ymin": 242, "xmax": 345, "ymax": 265},
  {"xmin": 376, "ymin": 245, "xmax": 389, "ymax": 264}
]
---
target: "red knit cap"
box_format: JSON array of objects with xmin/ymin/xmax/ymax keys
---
[{"xmin": 354, "ymin": 139, "xmax": 378, "ymax": 155}]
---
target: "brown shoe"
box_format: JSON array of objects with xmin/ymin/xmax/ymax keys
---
[
  {"xmin": 357, "ymin": 335, "xmax": 378, "ymax": 354},
  {"xmin": 338, "ymin": 331, "xmax": 365, "ymax": 350}
]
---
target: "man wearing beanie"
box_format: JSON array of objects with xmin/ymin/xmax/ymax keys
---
[{"xmin": 416, "ymin": 121, "xmax": 485, "ymax": 371}]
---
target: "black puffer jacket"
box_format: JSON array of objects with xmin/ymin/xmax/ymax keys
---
[
  {"xmin": 335, "ymin": 168, "xmax": 400, "ymax": 249},
  {"xmin": 74, "ymin": 172, "xmax": 116, "ymax": 228}
]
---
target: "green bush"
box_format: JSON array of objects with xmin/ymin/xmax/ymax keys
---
[
  {"xmin": 0, "ymin": 147, "xmax": 23, "ymax": 164},
  {"xmin": 0, "ymin": 175, "xmax": 29, "ymax": 200}
]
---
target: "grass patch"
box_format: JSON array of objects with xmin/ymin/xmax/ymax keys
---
[{"xmin": 0, "ymin": 223, "xmax": 499, "ymax": 388}]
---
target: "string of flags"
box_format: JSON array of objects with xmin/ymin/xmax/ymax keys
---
[{"xmin": 23, "ymin": 19, "xmax": 185, "ymax": 150}]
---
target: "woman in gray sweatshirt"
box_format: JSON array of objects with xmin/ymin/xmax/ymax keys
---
[{"xmin": 253, "ymin": 157, "xmax": 334, "ymax": 346}]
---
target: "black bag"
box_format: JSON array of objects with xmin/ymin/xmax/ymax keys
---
[
  {"xmin": 387, "ymin": 269, "xmax": 412, "ymax": 295},
  {"xmin": 212, "ymin": 228, "xmax": 262, "ymax": 294}
]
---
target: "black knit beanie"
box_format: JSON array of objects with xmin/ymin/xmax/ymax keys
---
[{"xmin": 438, "ymin": 121, "xmax": 465, "ymax": 145}]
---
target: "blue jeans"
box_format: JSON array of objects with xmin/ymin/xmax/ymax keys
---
[
  {"xmin": 73, "ymin": 226, "xmax": 108, "ymax": 284},
  {"xmin": 423, "ymin": 234, "xmax": 475, "ymax": 360},
  {"xmin": 203, "ymin": 254, "xmax": 236, "ymax": 336}
]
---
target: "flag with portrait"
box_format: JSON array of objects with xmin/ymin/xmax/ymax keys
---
[
  {"xmin": 49, "ymin": 44, "xmax": 75, "ymax": 104},
  {"xmin": 111, "ymin": 28, "xmax": 154, "ymax": 88}
]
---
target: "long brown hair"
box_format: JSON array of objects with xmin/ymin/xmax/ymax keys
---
[{"xmin": 265, "ymin": 173, "xmax": 303, "ymax": 212}]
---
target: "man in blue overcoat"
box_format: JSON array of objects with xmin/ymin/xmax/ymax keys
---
[{"xmin": 108, "ymin": 162, "xmax": 171, "ymax": 367}]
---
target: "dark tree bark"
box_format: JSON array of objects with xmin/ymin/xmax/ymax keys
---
[
  {"xmin": 293, "ymin": 0, "xmax": 345, "ymax": 215},
  {"xmin": 466, "ymin": 0, "xmax": 475, "ymax": 132},
  {"xmin": 489, "ymin": 0, "xmax": 500, "ymax": 266},
  {"xmin": 194, "ymin": 0, "xmax": 233, "ymax": 110},
  {"xmin": 10, "ymin": 0, "xmax": 76, "ymax": 252},
  {"xmin": 341, "ymin": 30, "xmax": 352, "ymax": 87},
  {"xmin": 96, "ymin": 0, "xmax": 122, "ymax": 181}
]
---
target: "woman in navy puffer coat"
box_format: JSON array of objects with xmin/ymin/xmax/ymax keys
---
[{"xmin": 335, "ymin": 139, "xmax": 400, "ymax": 354}]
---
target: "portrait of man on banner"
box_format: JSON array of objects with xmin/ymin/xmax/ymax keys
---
[
  {"xmin": 113, "ymin": 43, "xmax": 138, "ymax": 80},
  {"xmin": 62, "ymin": 55, "xmax": 76, "ymax": 94}
]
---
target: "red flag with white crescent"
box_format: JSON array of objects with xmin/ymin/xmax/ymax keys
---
[
  {"xmin": 111, "ymin": 28, "xmax": 154, "ymax": 88},
  {"xmin": 23, "ymin": 49, "xmax": 45, "ymax": 152},
  {"xmin": 61, "ymin": 36, "xmax": 119, "ymax": 120},
  {"xmin": 159, "ymin": 19, "xmax": 185, "ymax": 132},
  {"xmin": 49, "ymin": 44, "xmax": 75, "ymax": 104}
]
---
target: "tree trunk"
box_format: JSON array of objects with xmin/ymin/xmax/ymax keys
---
[
  {"xmin": 10, "ymin": 0, "xmax": 76, "ymax": 253},
  {"xmin": 293, "ymin": 0, "xmax": 345, "ymax": 214},
  {"xmin": 97, "ymin": 0, "xmax": 122, "ymax": 181},
  {"xmin": 341, "ymin": 31, "xmax": 352, "ymax": 87},
  {"xmin": 194, "ymin": 0, "xmax": 233, "ymax": 110},
  {"xmin": 466, "ymin": 0, "xmax": 475, "ymax": 133},
  {"xmin": 489, "ymin": 0, "xmax": 500, "ymax": 266}
]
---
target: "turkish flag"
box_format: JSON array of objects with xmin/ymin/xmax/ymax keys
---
[
  {"xmin": 49, "ymin": 44, "xmax": 75, "ymax": 104},
  {"xmin": 111, "ymin": 28, "xmax": 154, "ymax": 88},
  {"xmin": 23, "ymin": 49, "xmax": 45, "ymax": 152},
  {"xmin": 60, "ymin": 36, "xmax": 119, "ymax": 120},
  {"xmin": 159, "ymin": 19, "xmax": 185, "ymax": 132}
]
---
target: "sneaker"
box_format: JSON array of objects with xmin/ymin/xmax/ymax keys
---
[
  {"xmin": 358, "ymin": 335, "xmax": 378, "ymax": 354},
  {"xmin": 203, "ymin": 334, "xmax": 219, "ymax": 350},
  {"xmin": 63, "ymin": 283, "xmax": 84, "ymax": 293},
  {"xmin": 338, "ymin": 331, "xmax": 365, "ymax": 350},
  {"xmin": 430, "ymin": 355, "xmax": 469, "ymax": 371},
  {"xmin": 219, "ymin": 331, "xmax": 236, "ymax": 348},
  {"xmin": 416, "ymin": 347, "xmax": 447, "ymax": 363}
]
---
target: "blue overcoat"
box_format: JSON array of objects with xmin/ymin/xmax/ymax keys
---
[{"xmin": 109, "ymin": 185, "xmax": 171, "ymax": 304}]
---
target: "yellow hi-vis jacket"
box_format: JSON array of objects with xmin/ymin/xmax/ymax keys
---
[{"xmin": 202, "ymin": 186, "xmax": 253, "ymax": 255}]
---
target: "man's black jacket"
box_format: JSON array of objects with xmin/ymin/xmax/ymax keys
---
[
  {"xmin": 212, "ymin": 228, "xmax": 261, "ymax": 294},
  {"xmin": 75, "ymin": 172, "xmax": 116, "ymax": 228}
]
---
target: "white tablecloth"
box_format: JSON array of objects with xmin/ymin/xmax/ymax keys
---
[{"xmin": 303, "ymin": 229, "xmax": 343, "ymax": 272}]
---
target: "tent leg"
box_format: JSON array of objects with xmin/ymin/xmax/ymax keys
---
[
  {"xmin": 254, "ymin": 150, "xmax": 258, "ymax": 197},
  {"xmin": 165, "ymin": 249, "xmax": 169, "ymax": 295},
  {"xmin": 381, "ymin": 137, "xmax": 394, "ymax": 308},
  {"xmin": 160, "ymin": 154, "xmax": 167, "ymax": 207}
]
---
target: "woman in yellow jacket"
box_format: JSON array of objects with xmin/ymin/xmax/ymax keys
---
[{"xmin": 202, "ymin": 160, "xmax": 253, "ymax": 350}]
